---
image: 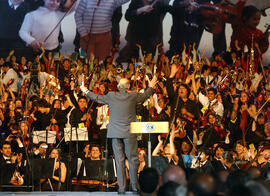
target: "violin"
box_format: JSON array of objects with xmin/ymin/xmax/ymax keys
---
[
  {"xmin": 49, "ymin": 109, "xmax": 59, "ymax": 139},
  {"xmin": 174, "ymin": 117, "xmax": 187, "ymax": 139},
  {"xmin": 199, "ymin": 2, "xmax": 237, "ymax": 34},
  {"xmin": 10, "ymin": 155, "xmax": 24, "ymax": 186},
  {"xmin": 6, "ymin": 79, "xmax": 15, "ymax": 88}
]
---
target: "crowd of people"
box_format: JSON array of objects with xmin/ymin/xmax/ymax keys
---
[{"xmin": 0, "ymin": 0, "xmax": 270, "ymax": 195}]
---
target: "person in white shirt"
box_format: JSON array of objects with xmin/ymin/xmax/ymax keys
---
[
  {"xmin": 96, "ymin": 96, "xmax": 112, "ymax": 156},
  {"xmin": 1, "ymin": 62, "xmax": 19, "ymax": 93},
  {"xmin": 198, "ymin": 87, "xmax": 224, "ymax": 118},
  {"xmin": 96, "ymin": 104, "xmax": 109, "ymax": 131},
  {"xmin": 19, "ymin": 0, "xmax": 75, "ymax": 51}
]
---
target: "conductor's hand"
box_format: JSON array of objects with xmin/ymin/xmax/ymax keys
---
[
  {"xmin": 30, "ymin": 40, "xmax": 43, "ymax": 50},
  {"xmin": 80, "ymin": 84, "xmax": 88, "ymax": 94},
  {"xmin": 149, "ymin": 75, "xmax": 158, "ymax": 88}
]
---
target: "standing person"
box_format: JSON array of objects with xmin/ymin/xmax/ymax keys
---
[
  {"xmin": 74, "ymin": 0, "xmax": 130, "ymax": 60},
  {"xmin": 0, "ymin": 0, "xmax": 29, "ymax": 58},
  {"xmin": 230, "ymin": 1, "xmax": 269, "ymax": 70},
  {"xmin": 80, "ymin": 77, "xmax": 158, "ymax": 194},
  {"xmin": 116, "ymin": 0, "xmax": 171, "ymax": 63},
  {"xmin": 166, "ymin": 0, "xmax": 226, "ymax": 58},
  {"xmin": 19, "ymin": 0, "xmax": 75, "ymax": 52}
]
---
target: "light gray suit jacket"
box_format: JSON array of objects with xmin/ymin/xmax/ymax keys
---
[{"xmin": 85, "ymin": 87, "xmax": 155, "ymax": 138}]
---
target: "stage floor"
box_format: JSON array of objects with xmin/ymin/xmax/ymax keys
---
[{"xmin": 1, "ymin": 192, "xmax": 138, "ymax": 196}]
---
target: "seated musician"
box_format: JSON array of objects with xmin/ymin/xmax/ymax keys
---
[
  {"xmin": 197, "ymin": 113, "xmax": 230, "ymax": 148},
  {"xmin": 211, "ymin": 144, "xmax": 232, "ymax": 171},
  {"xmin": 89, "ymin": 144, "xmax": 101, "ymax": 160},
  {"xmin": 247, "ymin": 113, "xmax": 267, "ymax": 146},
  {"xmin": 30, "ymin": 99, "xmax": 51, "ymax": 131},
  {"xmin": 33, "ymin": 142, "xmax": 48, "ymax": 159},
  {"xmin": 0, "ymin": 141, "xmax": 23, "ymax": 185},
  {"xmin": 198, "ymin": 87, "xmax": 224, "ymax": 119},
  {"xmin": 191, "ymin": 147, "xmax": 214, "ymax": 174},
  {"xmin": 77, "ymin": 144, "xmax": 103, "ymax": 185},
  {"xmin": 5, "ymin": 121, "xmax": 30, "ymax": 150},
  {"xmin": 152, "ymin": 132, "xmax": 179, "ymax": 165},
  {"xmin": 41, "ymin": 147, "xmax": 67, "ymax": 191},
  {"xmin": 138, "ymin": 148, "xmax": 146, "ymax": 174},
  {"xmin": 233, "ymin": 140, "xmax": 250, "ymax": 163}
]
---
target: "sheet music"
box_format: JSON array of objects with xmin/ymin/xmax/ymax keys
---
[
  {"xmin": 32, "ymin": 131, "xmax": 57, "ymax": 144},
  {"xmin": 64, "ymin": 127, "xmax": 88, "ymax": 142}
]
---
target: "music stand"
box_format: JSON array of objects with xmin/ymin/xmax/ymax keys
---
[
  {"xmin": 32, "ymin": 158, "xmax": 55, "ymax": 180},
  {"xmin": 32, "ymin": 130, "xmax": 56, "ymax": 144},
  {"xmin": 84, "ymin": 159, "xmax": 116, "ymax": 182},
  {"xmin": 130, "ymin": 121, "xmax": 169, "ymax": 167},
  {"xmin": 64, "ymin": 127, "xmax": 88, "ymax": 153},
  {"xmin": 64, "ymin": 127, "xmax": 88, "ymax": 142}
]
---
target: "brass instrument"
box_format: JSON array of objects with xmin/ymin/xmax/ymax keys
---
[{"xmin": 116, "ymin": 67, "xmax": 122, "ymax": 74}]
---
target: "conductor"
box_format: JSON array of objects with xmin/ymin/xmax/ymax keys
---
[{"xmin": 80, "ymin": 76, "xmax": 158, "ymax": 194}]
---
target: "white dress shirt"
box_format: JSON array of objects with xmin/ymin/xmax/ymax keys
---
[
  {"xmin": 96, "ymin": 105, "xmax": 109, "ymax": 130},
  {"xmin": 198, "ymin": 92, "xmax": 224, "ymax": 117},
  {"xmin": 2, "ymin": 68, "xmax": 18, "ymax": 92}
]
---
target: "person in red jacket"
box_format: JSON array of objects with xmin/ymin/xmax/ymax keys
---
[{"xmin": 230, "ymin": 0, "xmax": 269, "ymax": 65}]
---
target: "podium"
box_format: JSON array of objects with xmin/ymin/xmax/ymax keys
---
[{"xmin": 130, "ymin": 121, "xmax": 169, "ymax": 167}]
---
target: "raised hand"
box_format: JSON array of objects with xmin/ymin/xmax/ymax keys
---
[
  {"xmin": 80, "ymin": 83, "xmax": 88, "ymax": 94},
  {"xmin": 169, "ymin": 63, "xmax": 179, "ymax": 78},
  {"xmin": 149, "ymin": 75, "xmax": 158, "ymax": 88}
]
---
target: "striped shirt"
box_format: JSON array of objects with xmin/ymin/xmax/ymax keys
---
[{"xmin": 75, "ymin": 0, "xmax": 129, "ymax": 36}]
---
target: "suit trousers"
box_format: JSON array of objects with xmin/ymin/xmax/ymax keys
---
[{"xmin": 112, "ymin": 136, "xmax": 139, "ymax": 192}]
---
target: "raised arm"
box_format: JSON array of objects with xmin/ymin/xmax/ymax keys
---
[
  {"xmin": 136, "ymin": 76, "xmax": 157, "ymax": 103},
  {"xmin": 80, "ymin": 84, "xmax": 109, "ymax": 105},
  {"xmin": 166, "ymin": 64, "xmax": 179, "ymax": 99}
]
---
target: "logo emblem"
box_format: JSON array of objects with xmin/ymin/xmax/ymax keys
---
[{"xmin": 145, "ymin": 123, "xmax": 154, "ymax": 132}]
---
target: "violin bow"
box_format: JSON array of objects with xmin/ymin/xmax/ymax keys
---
[{"xmin": 43, "ymin": 0, "xmax": 76, "ymax": 44}]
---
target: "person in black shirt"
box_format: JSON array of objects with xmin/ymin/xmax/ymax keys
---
[
  {"xmin": 69, "ymin": 96, "xmax": 89, "ymax": 128},
  {"xmin": 166, "ymin": 64, "xmax": 199, "ymax": 146},
  {"xmin": 31, "ymin": 99, "xmax": 51, "ymax": 131},
  {"xmin": 0, "ymin": 0, "xmax": 30, "ymax": 58},
  {"xmin": 117, "ymin": 0, "xmax": 171, "ymax": 63}
]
